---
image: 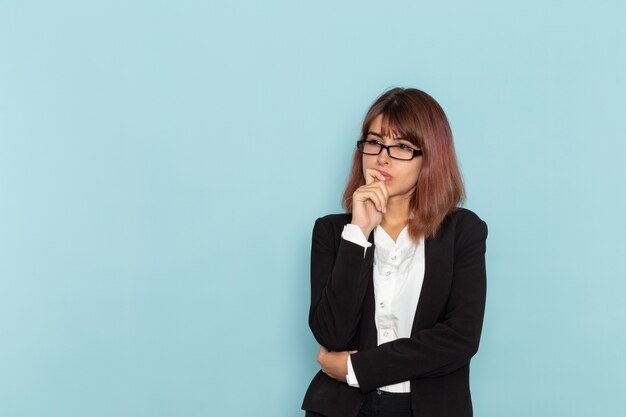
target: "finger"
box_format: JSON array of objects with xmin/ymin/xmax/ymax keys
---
[
  {"xmin": 317, "ymin": 346, "xmax": 327, "ymax": 363},
  {"xmin": 359, "ymin": 186, "xmax": 386, "ymax": 213},
  {"xmin": 369, "ymin": 186, "xmax": 388, "ymax": 213},
  {"xmin": 349, "ymin": 350, "xmax": 358, "ymax": 354},
  {"xmin": 365, "ymin": 168, "xmax": 386, "ymax": 185},
  {"xmin": 375, "ymin": 180, "xmax": 390, "ymax": 201},
  {"xmin": 353, "ymin": 188, "xmax": 376, "ymax": 205},
  {"xmin": 364, "ymin": 168, "xmax": 378, "ymax": 185},
  {"xmin": 361, "ymin": 190, "xmax": 384, "ymax": 212}
]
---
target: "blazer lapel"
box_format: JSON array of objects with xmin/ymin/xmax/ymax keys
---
[
  {"xmin": 358, "ymin": 231, "xmax": 378, "ymax": 349},
  {"xmin": 411, "ymin": 233, "xmax": 447, "ymax": 334}
]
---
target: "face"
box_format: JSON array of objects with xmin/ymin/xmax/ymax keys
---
[{"xmin": 362, "ymin": 114, "xmax": 423, "ymax": 200}]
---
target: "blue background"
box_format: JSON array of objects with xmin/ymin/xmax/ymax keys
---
[{"xmin": 1, "ymin": 1, "xmax": 625, "ymax": 416}]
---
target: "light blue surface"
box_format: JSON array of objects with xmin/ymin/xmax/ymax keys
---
[{"xmin": 1, "ymin": 1, "xmax": 625, "ymax": 416}]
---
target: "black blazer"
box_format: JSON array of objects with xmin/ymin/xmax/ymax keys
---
[{"xmin": 301, "ymin": 208, "xmax": 488, "ymax": 417}]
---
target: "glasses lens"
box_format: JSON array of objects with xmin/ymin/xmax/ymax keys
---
[
  {"xmin": 389, "ymin": 146, "xmax": 416, "ymax": 160},
  {"xmin": 359, "ymin": 141, "xmax": 382, "ymax": 155}
]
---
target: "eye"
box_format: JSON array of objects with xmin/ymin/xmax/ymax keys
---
[
  {"xmin": 365, "ymin": 139, "xmax": 382, "ymax": 145},
  {"xmin": 398, "ymin": 143, "xmax": 414, "ymax": 150}
]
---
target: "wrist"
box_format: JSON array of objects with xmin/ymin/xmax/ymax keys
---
[{"xmin": 350, "ymin": 222, "xmax": 373, "ymax": 238}]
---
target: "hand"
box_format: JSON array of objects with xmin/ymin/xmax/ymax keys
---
[
  {"xmin": 351, "ymin": 168, "xmax": 389, "ymax": 237},
  {"xmin": 317, "ymin": 345, "xmax": 358, "ymax": 383}
]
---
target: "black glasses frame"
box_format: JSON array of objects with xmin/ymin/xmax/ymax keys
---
[{"xmin": 356, "ymin": 140, "xmax": 423, "ymax": 160}]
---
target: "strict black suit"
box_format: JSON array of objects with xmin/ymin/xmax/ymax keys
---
[{"xmin": 302, "ymin": 208, "xmax": 488, "ymax": 417}]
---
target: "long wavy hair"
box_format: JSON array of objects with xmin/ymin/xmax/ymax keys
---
[{"xmin": 342, "ymin": 87, "xmax": 465, "ymax": 240}]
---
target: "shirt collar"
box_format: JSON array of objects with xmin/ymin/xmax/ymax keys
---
[{"xmin": 374, "ymin": 224, "xmax": 411, "ymax": 252}]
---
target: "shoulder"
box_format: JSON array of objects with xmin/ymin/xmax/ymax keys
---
[
  {"xmin": 309, "ymin": 213, "xmax": 352, "ymax": 252},
  {"xmin": 312, "ymin": 213, "xmax": 352, "ymax": 236},
  {"xmin": 445, "ymin": 207, "xmax": 487, "ymax": 229},
  {"xmin": 438, "ymin": 207, "xmax": 488, "ymax": 244},
  {"xmin": 317, "ymin": 212, "xmax": 352, "ymax": 225}
]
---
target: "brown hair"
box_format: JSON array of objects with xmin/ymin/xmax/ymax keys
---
[{"xmin": 342, "ymin": 87, "xmax": 465, "ymax": 240}]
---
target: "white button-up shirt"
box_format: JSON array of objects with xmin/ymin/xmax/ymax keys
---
[{"xmin": 341, "ymin": 223, "xmax": 425, "ymax": 393}]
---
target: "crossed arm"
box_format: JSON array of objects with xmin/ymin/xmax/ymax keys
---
[{"xmin": 309, "ymin": 214, "xmax": 488, "ymax": 392}]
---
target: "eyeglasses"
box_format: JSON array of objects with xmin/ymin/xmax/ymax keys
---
[{"xmin": 356, "ymin": 140, "xmax": 423, "ymax": 161}]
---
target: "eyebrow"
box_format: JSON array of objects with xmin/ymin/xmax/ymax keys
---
[{"xmin": 366, "ymin": 131, "xmax": 408, "ymax": 141}]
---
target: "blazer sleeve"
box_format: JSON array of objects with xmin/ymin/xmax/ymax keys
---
[
  {"xmin": 308, "ymin": 217, "xmax": 375, "ymax": 351},
  {"xmin": 350, "ymin": 215, "xmax": 488, "ymax": 392}
]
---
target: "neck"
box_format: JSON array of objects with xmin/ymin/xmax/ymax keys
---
[{"xmin": 381, "ymin": 194, "xmax": 412, "ymax": 228}]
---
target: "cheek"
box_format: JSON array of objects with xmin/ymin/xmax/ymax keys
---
[
  {"xmin": 413, "ymin": 159, "xmax": 423, "ymax": 178},
  {"xmin": 402, "ymin": 163, "xmax": 422, "ymax": 187},
  {"xmin": 361, "ymin": 155, "xmax": 374, "ymax": 172},
  {"xmin": 415, "ymin": 163, "xmax": 423, "ymax": 181}
]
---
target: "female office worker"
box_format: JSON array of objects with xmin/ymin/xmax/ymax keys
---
[{"xmin": 302, "ymin": 87, "xmax": 489, "ymax": 417}]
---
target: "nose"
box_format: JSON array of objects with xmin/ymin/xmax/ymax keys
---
[{"xmin": 377, "ymin": 147, "xmax": 391, "ymax": 165}]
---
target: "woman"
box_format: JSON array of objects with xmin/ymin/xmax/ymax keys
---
[{"xmin": 301, "ymin": 87, "xmax": 488, "ymax": 417}]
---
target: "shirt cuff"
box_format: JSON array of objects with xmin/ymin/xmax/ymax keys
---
[
  {"xmin": 346, "ymin": 354, "xmax": 360, "ymax": 387},
  {"xmin": 341, "ymin": 224, "xmax": 372, "ymax": 258}
]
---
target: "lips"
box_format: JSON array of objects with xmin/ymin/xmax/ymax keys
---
[{"xmin": 379, "ymin": 170, "xmax": 393, "ymax": 181}]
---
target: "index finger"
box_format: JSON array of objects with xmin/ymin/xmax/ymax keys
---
[{"xmin": 365, "ymin": 168, "xmax": 386, "ymax": 185}]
